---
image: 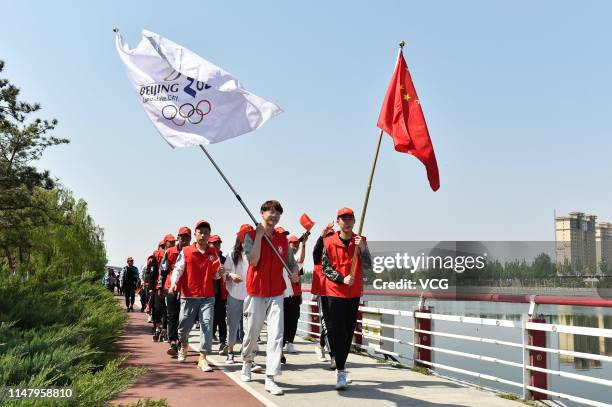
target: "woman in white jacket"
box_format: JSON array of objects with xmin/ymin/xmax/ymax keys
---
[{"xmin": 222, "ymin": 224, "xmax": 253, "ymax": 364}]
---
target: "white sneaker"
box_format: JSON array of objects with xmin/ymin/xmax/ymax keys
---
[
  {"xmin": 315, "ymin": 345, "xmax": 327, "ymax": 361},
  {"xmin": 197, "ymin": 358, "xmax": 213, "ymax": 372},
  {"xmin": 335, "ymin": 371, "xmax": 348, "ymax": 390},
  {"xmin": 250, "ymin": 363, "xmax": 263, "ymax": 373},
  {"xmin": 241, "ymin": 362, "xmax": 252, "ymax": 382},
  {"xmin": 265, "ymin": 378, "xmax": 284, "ymax": 395},
  {"xmin": 177, "ymin": 343, "xmax": 188, "ymax": 363},
  {"xmin": 286, "ymin": 343, "xmax": 296, "ymax": 354}
]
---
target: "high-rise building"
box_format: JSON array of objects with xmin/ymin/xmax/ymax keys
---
[
  {"xmin": 555, "ymin": 212, "xmax": 597, "ymax": 275},
  {"xmin": 596, "ymin": 222, "xmax": 612, "ymax": 275}
]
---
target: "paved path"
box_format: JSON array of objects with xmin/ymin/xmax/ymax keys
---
[
  {"xmin": 203, "ymin": 335, "xmax": 521, "ymax": 407},
  {"xmin": 111, "ymin": 297, "xmax": 263, "ymax": 407},
  {"xmin": 112, "ymin": 295, "xmax": 521, "ymax": 406}
]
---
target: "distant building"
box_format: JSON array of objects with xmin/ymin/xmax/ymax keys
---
[
  {"xmin": 595, "ymin": 222, "xmax": 612, "ymax": 275},
  {"xmin": 555, "ymin": 212, "xmax": 597, "ymax": 275}
]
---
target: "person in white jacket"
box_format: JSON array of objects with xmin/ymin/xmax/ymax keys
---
[{"xmin": 222, "ymin": 224, "xmax": 253, "ymax": 365}]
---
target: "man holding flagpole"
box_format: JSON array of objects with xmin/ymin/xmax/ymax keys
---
[
  {"xmin": 321, "ymin": 208, "xmax": 372, "ymax": 390},
  {"xmin": 241, "ymin": 200, "xmax": 300, "ymax": 396}
]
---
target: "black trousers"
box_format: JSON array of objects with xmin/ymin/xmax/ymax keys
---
[
  {"xmin": 139, "ymin": 289, "xmax": 148, "ymax": 312},
  {"xmin": 165, "ymin": 291, "xmax": 180, "ymax": 341},
  {"xmin": 152, "ymin": 291, "xmax": 166, "ymax": 327},
  {"xmin": 317, "ymin": 296, "xmax": 332, "ymax": 355},
  {"xmin": 283, "ymin": 295, "xmax": 302, "ymax": 345},
  {"xmin": 124, "ymin": 288, "xmax": 135, "ymax": 308},
  {"xmin": 324, "ymin": 296, "xmax": 359, "ymax": 371},
  {"xmin": 147, "ymin": 288, "xmax": 155, "ymax": 311},
  {"xmin": 213, "ymin": 297, "xmax": 227, "ymax": 344}
]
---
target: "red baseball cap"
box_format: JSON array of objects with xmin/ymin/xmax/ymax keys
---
[
  {"xmin": 127, "ymin": 256, "xmax": 134, "ymax": 262},
  {"xmin": 194, "ymin": 219, "xmax": 211, "ymax": 230},
  {"xmin": 164, "ymin": 233, "xmax": 176, "ymax": 243},
  {"xmin": 337, "ymin": 207, "xmax": 355, "ymax": 218},
  {"xmin": 158, "ymin": 240, "xmax": 165, "ymax": 247},
  {"xmin": 236, "ymin": 224, "xmax": 254, "ymax": 243},
  {"xmin": 208, "ymin": 235, "xmax": 222, "ymax": 243},
  {"xmin": 275, "ymin": 226, "xmax": 289, "ymax": 235},
  {"xmin": 288, "ymin": 235, "xmax": 299, "ymax": 243},
  {"xmin": 177, "ymin": 226, "xmax": 191, "ymax": 236}
]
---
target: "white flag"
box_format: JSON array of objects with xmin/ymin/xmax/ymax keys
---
[{"xmin": 115, "ymin": 30, "xmax": 283, "ymax": 148}]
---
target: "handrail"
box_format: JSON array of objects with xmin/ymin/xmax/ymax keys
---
[
  {"xmin": 301, "ymin": 287, "xmax": 612, "ymax": 308},
  {"xmin": 299, "ymin": 290, "xmax": 612, "ymax": 407}
]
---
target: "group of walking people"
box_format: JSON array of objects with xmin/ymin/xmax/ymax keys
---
[{"xmin": 109, "ymin": 199, "xmax": 372, "ymax": 394}]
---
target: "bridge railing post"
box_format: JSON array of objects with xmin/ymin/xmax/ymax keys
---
[
  {"xmin": 414, "ymin": 302, "xmax": 432, "ymax": 368},
  {"xmin": 354, "ymin": 299, "xmax": 364, "ymax": 347},
  {"xmin": 527, "ymin": 315, "xmax": 548, "ymax": 400},
  {"xmin": 309, "ymin": 295, "xmax": 320, "ymax": 339},
  {"xmin": 521, "ymin": 314, "xmax": 529, "ymax": 399}
]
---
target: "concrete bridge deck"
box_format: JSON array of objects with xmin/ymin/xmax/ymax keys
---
[
  {"xmin": 113, "ymin": 297, "xmax": 522, "ymax": 407},
  {"xmin": 192, "ymin": 331, "xmax": 520, "ymax": 407}
]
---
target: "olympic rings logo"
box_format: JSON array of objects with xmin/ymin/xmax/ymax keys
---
[{"xmin": 161, "ymin": 100, "xmax": 211, "ymax": 126}]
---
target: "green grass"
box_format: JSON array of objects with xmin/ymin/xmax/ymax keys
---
[
  {"xmin": 410, "ymin": 366, "xmax": 432, "ymax": 375},
  {"xmin": 498, "ymin": 393, "xmax": 540, "ymax": 406},
  {"xmin": 0, "ymin": 271, "xmax": 144, "ymax": 406}
]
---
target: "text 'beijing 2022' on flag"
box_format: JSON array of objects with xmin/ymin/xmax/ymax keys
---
[{"xmin": 115, "ymin": 29, "xmax": 283, "ymax": 148}]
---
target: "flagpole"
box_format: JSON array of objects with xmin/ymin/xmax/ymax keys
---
[
  {"xmin": 349, "ymin": 40, "xmax": 405, "ymax": 279},
  {"xmin": 349, "ymin": 128, "xmax": 383, "ymax": 279},
  {"xmin": 198, "ymin": 145, "xmax": 294, "ymax": 276}
]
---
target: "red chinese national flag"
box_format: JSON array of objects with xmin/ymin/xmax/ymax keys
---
[{"xmin": 377, "ymin": 51, "xmax": 440, "ymax": 191}]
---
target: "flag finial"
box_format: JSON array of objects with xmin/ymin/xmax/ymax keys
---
[
  {"xmin": 113, "ymin": 27, "xmax": 119, "ymax": 33},
  {"xmin": 399, "ymin": 40, "xmax": 405, "ymax": 49}
]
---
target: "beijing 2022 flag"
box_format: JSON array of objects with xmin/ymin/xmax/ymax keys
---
[{"xmin": 115, "ymin": 29, "xmax": 283, "ymax": 148}]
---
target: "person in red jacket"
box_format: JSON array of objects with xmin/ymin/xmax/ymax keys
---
[
  {"xmin": 208, "ymin": 234, "xmax": 229, "ymax": 355},
  {"xmin": 159, "ymin": 226, "xmax": 191, "ymax": 357},
  {"xmin": 312, "ymin": 223, "xmax": 335, "ymax": 364},
  {"xmin": 146, "ymin": 240, "xmax": 165, "ymax": 331},
  {"xmin": 170, "ymin": 220, "xmax": 222, "ymax": 372},
  {"xmin": 281, "ymin": 233, "xmax": 308, "ymax": 363},
  {"xmin": 240, "ymin": 200, "xmax": 300, "ymax": 396},
  {"xmin": 321, "ymin": 207, "xmax": 372, "ymax": 390},
  {"xmin": 153, "ymin": 234, "xmax": 175, "ymax": 342}
]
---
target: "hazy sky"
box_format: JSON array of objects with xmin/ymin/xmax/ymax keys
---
[{"xmin": 2, "ymin": 1, "xmax": 611, "ymax": 268}]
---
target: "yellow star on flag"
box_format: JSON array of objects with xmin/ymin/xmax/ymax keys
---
[{"xmin": 403, "ymin": 93, "xmax": 411, "ymax": 101}]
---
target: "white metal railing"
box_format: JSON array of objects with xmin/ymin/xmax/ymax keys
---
[{"xmin": 298, "ymin": 296, "xmax": 612, "ymax": 407}]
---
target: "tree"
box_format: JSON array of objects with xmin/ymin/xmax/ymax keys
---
[
  {"xmin": 31, "ymin": 187, "xmax": 107, "ymax": 277},
  {"xmin": 532, "ymin": 253, "xmax": 555, "ymax": 279},
  {"xmin": 0, "ymin": 60, "xmax": 69, "ymax": 272},
  {"xmin": 598, "ymin": 259, "xmax": 610, "ymax": 277}
]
